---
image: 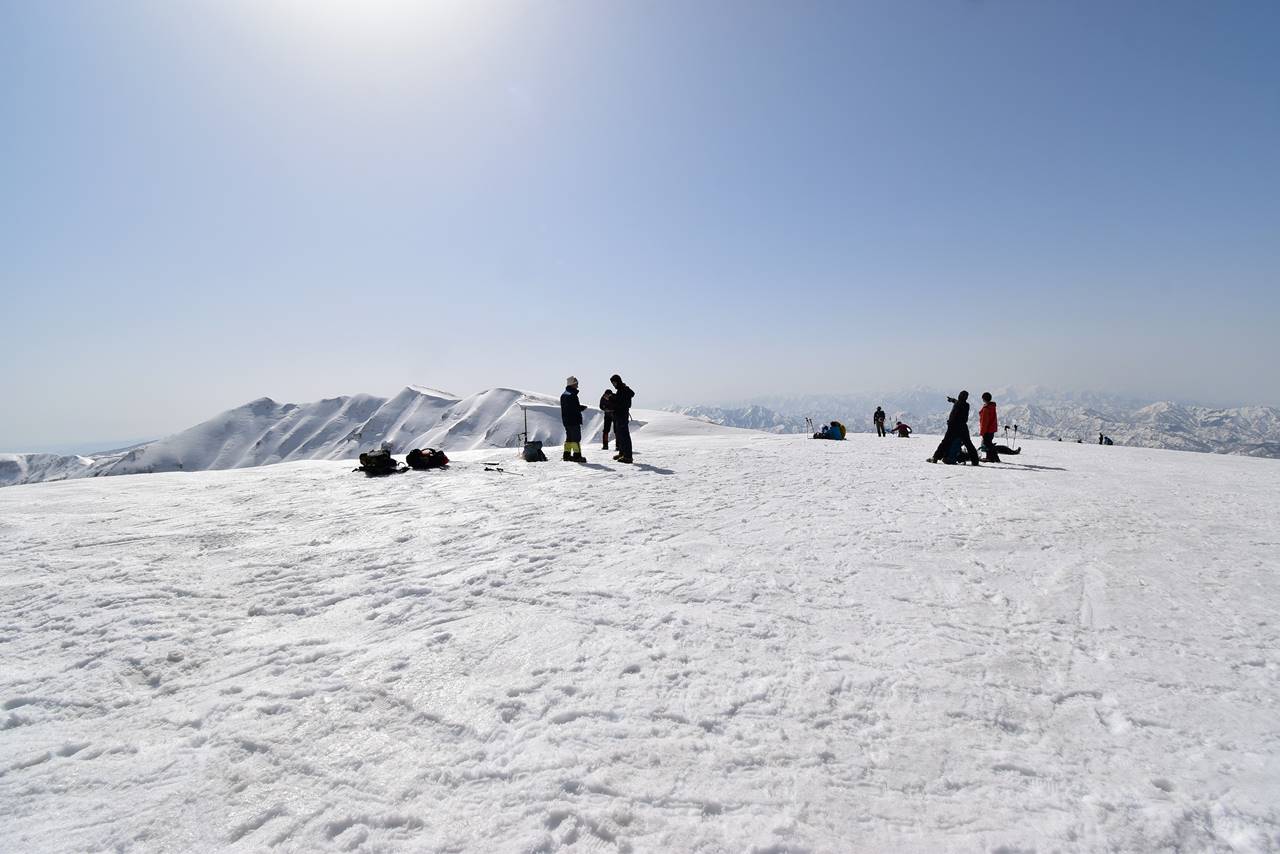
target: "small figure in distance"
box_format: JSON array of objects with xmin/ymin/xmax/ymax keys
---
[
  {"xmin": 874, "ymin": 406, "xmax": 887, "ymax": 437},
  {"xmin": 560, "ymin": 376, "xmax": 588, "ymax": 462},
  {"xmin": 892, "ymin": 421, "xmax": 912, "ymax": 438},
  {"xmin": 599, "ymin": 388, "xmax": 615, "ymax": 451},
  {"xmin": 610, "ymin": 374, "xmax": 635, "ymax": 464},
  {"xmin": 1099, "ymin": 432, "xmax": 1105, "ymax": 445}
]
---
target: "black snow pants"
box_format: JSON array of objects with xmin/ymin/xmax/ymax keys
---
[
  {"xmin": 614, "ymin": 414, "xmax": 632, "ymax": 458},
  {"xmin": 933, "ymin": 426, "xmax": 980, "ymax": 464},
  {"xmin": 602, "ymin": 414, "xmax": 613, "ymax": 448}
]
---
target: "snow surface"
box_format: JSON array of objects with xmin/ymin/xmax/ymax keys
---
[{"xmin": 1, "ymin": 432, "xmax": 1278, "ymax": 852}]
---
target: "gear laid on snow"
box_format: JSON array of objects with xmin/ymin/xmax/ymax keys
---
[
  {"xmin": 355, "ymin": 447, "xmax": 407, "ymax": 476},
  {"xmin": 406, "ymin": 448, "xmax": 449, "ymax": 470}
]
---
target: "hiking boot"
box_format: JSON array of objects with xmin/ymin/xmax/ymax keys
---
[
  {"xmin": 571, "ymin": 454, "xmax": 586, "ymax": 463},
  {"xmin": 613, "ymin": 453, "xmax": 623, "ymax": 461},
  {"xmin": 617, "ymin": 456, "xmax": 633, "ymax": 464},
  {"xmin": 562, "ymin": 451, "xmax": 572, "ymax": 461}
]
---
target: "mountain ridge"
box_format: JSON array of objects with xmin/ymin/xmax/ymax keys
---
[{"xmin": 0, "ymin": 386, "xmax": 734, "ymax": 488}]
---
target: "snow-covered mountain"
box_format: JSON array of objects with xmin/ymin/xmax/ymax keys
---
[
  {"xmin": 673, "ymin": 389, "xmax": 1280, "ymax": 457},
  {"xmin": 0, "ymin": 386, "xmax": 733, "ymax": 488}
]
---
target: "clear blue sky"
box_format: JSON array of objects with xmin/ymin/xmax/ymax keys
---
[{"xmin": 3, "ymin": 1, "xmax": 1278, "ymax": 449}]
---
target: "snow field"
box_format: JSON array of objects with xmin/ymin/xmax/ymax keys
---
[{"xmin": 1, "ymin": 433, "xmax": 1278, "ymax": 852}]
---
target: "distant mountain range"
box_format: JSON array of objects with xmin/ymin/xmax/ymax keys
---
[
  {"xmin": 0, "ymin": 386, "xmax": 728, "ymax": 488},
  {"xmin": 673, "ymin": 389, "xmax": 1280, "ymax": 458}
]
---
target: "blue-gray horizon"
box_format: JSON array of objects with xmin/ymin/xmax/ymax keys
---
[{"xmin": 3, "ymin": 2, "xmax": 1277, "ymax": 449}]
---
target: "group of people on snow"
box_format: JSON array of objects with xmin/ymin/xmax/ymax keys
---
[
  {"xmin": 814, "ymin": 421, "xmax": 847, "ymax": 440},
  {"xmin": 840, "ymin": 392, "xmax": 1019, "ymax": 465},
  {"xmin": 873, "ymin": 406, "xmax": 913, "ymax": 438},
  {"xmin": 924, "ymin": 391, "xmax": 1020, "ymax": 465},
  {"xmin": 560, "ymin": 374, "xmax": 635, "ymax": 464}
]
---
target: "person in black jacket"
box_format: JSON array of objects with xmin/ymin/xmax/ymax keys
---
[
  {"xmin": 560, "ymin": 376, "xmax": 588, "ymax": 462},
  {"xmin": 609, "ymin": 374, "xmax": 635, "ymax": 464},
  {"xmin": 929, "ymin": 390, "xmax": 981, "ymax": 465},
  {"xmin": 600, "ymin": 389, "xmax": 615, "ymax": 450},
  {"xmin": 874, "ymin": 407, "xmax": 887, "ymax": 437}
]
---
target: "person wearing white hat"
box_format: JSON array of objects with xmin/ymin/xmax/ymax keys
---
[{"xmin": 559, "ymin": 376, "xmax": 587, "ymax": 462}]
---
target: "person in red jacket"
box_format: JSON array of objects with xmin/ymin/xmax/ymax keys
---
[
  {"xmin": 978, "ymin": 392, "xmax": 998, "ymax": 451},
  {"xmin": 977, "ymin": 392, "xmax": 1021, "ymax": 461}
]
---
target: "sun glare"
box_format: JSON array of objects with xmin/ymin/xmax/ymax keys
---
[{"xmin": 254, "ymin": 0, "xmax": 488, "ymax": 58}]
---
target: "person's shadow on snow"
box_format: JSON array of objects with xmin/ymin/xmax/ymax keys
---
[
  {"xmin": 579, "ymin": 462, "xmax": 615, "ymax": 472},
  {"xmin": 633, "ymin": 463, "xmax": 675, "ymax": 475},
  {"xmin": 997, "ymin": 462, "xmax": 1068, "ymax": 472}
]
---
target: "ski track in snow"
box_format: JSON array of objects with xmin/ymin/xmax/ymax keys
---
[{"xmin": 1, "ymin": 434, "xmax": 1278, "ymax": 852}]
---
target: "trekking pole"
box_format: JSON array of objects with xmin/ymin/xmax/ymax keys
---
[{"xmin": 1013, "ymin": 424, "xmax": 1019, "ymax": 451}]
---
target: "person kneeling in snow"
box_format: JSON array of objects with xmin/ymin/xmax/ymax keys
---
[{"xmin": 892, "ymin": 421, "xmax": 912, "ymax": 438}]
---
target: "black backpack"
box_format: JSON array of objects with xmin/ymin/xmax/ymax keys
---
[
  {"xmin": 356, "ymin": 448, "xmax": 402, "ymax": 475},
  {"xmin": 406, "ymin": 448, "xmax": 450, "ymax": 470}
]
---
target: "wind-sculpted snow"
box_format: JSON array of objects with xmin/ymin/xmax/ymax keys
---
[
  {"xmin": 0, "ymin": 386, "xmax": 733, "ymax": 487},
  {"xmin": 1, "ymin": 434, "xmax": 1278, "ymax": 851}
]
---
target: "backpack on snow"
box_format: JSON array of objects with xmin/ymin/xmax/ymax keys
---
[
  {"xmin": 522, "ymin": 440, "xmax": 547, "ymax": 462},
  {"xmin": 406, "ymin": 448, "xmax": 450, "ymax": 470},
  {"xmin": 355, "ymin": 447, "xmax": 403, "ymax": 476}
]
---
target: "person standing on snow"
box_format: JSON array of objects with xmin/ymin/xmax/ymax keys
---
[
  {"xmin": 977, "ymin": 392, "xmax": 1020, "ymax": 461},
  {"xmin": 978, "ymin": 392, "xmax": 998, "ymax": 452},
  {"xmin": 599, "ymin": 389, "xmax": 615, "ymax": 451},
  {"xmin": 874, "ymin": 407, "xmax": 887, "ymax": 437},
  {"xmin": 609, "ymin": 374, "xmax": 635, "ymax": 464},
  {"xmin": 560, "ymin": 377, "xmax": 588, "ymax": 462},
  {"xmin": 930, "ymin": 390, "xmax": 980, "ymax": 465}
]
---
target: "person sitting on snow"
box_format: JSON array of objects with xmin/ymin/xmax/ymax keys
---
[{"xmin": 893, "ymin": 421, "xmax": 912, "ymax": 438}]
